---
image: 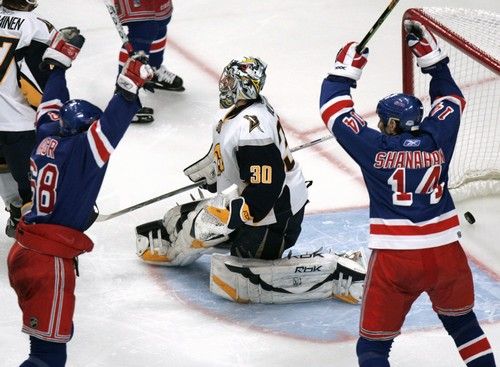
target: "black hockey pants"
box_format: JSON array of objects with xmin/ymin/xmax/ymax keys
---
[{"xmin": 0, "ymin": 130, "xmax": 36, "ymax": 204}]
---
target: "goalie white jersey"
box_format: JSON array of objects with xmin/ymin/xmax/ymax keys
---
[
  {"xmin": 213, "ymin": 96, "xmax": 308, "ymax": 225},
  {"xmin": 0, "ymin": 6, "xmax": 53, "ymax": 131}
]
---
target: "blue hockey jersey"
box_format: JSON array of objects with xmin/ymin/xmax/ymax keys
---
[
  {"xmin": 319, "ymin": 64, "xmax": 466, "ymax": 250},
  {"xmin": 23, "ymin": 68, "xmax": 140, "ymax": 231}
]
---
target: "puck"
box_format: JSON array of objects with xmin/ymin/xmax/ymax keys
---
[{"xmin": 464, "ymin": 211, "xmax": 475, "ymax": 224}]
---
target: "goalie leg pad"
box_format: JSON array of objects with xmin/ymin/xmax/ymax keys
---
[
  {"xmin": 136, "ymin": 219, "xmax": 172, "ymax": 264},
  {"xmin": 136, "ymin": 218, "xmax": 206, "ymax": 267},
  {"xmin": 210, "ymin": 250, "xmax": 367, "ymax": 304},
  {"xmin": 136, "ymin": 196, "xmax": 233, "ymax": 267}
]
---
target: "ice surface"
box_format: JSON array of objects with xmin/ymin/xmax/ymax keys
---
[{"xmin": 0, "ymin": 1, "xmax": 498, "ymax": 366}]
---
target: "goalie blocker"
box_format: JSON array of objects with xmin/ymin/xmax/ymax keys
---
[{"xmin": 210, "ymin": 249, "xmax": 368, "ymax": 304}]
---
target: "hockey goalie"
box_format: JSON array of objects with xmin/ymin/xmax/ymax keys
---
[{"xmin": 135, "ymin": 56, "xmax": 367, "ymax": 304}]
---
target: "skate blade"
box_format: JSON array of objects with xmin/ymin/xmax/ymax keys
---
[
  {"xmin": 131, "ymin": 114, "xmax": 154, "ymax": 123},
  {"xmin": 148, "ymin": 82, "xmax": 185, "ymax": 92}
]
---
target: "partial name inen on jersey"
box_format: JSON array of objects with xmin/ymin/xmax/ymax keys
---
[
  {"xmin": 374, "ymin": 148, "xmax": 445, "ymax": 169},
  {"xmin": 0, "ymin": 15, "xmax": 25, "ymax": 31}
]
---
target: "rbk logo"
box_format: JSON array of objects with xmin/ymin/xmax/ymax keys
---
[{"xmin": 403, "ymin": 139, "xmax": 421, "ymax": 147}]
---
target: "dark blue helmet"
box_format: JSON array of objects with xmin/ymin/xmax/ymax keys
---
[
  {"xmin": 59, "ymin": 99, "xmax": 102, "ymax": 136},
  {"xmin": 376, "ymin": 93, "xmax": 423, "ymax": 132}
]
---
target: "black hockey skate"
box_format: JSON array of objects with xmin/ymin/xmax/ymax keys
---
[
  {"xmin": 5, "ymin": 201, "xmax": 22, "ymax": 238},
  {"xmin": 146, "ymin": 65, "xmax": 185, "ymax": 92},
  {"xmin": 132, "ymin": 106, "xmax": 154, "ymax": 123}
]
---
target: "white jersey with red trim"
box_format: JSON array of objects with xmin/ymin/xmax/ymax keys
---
[
  {"xmin": 319, "ymin": 64, "xmax": 466, "ymax": 250},
  {"xmin": 23, "ymin": 69, "xmax": 140, "ymax": 231},
  {"xmin": 0, "ymin": 6, "xmax": 53, "ymax": 131},
  {"xmin": 212, "ymin": 97, "xmax": 308, "ymax": 226}
]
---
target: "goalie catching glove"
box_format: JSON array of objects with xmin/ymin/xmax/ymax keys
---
[
  {"xmin": 330, "ymin": 41, "xmax": 369, "ymax": 82},
  {"xmin": 404, "ymin": 19, "xmax": 447, "ymax": 70},
  {"xmin": 205, "ymin": 185, "xmax": 252, "ymax": 232},
  {"xmin": 135, "ymin": 200, "xmax": 216, "ymax": 267},
  {"xmin": 135, "ymin": 185, "xmax": 247, "ymax": 266},
  {"xmin": 40, "ymin": 27, "xmax": 85, "ymax": 70},
  {"xmin": 116, "ymin": 52, "xmax": 154, "ymax": 100}
]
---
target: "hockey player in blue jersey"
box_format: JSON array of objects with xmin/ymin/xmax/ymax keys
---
[
  {"xmin": 7, "ymin": 27, "xmax": 153, "ymax": 366},
  {"xmin": 319, "ymin": 20, "xmax": 496, "ymax": 367}
]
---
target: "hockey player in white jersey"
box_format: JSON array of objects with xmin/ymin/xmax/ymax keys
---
[
  {"xmin": 0, "ymin": 0, "xmax": 54, "ymax": 236},
  {"xmin": 135, "ymin": 57, "xmax": 367, "ymax": 304}
]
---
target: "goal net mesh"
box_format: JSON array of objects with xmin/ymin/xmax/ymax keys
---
[{"xmin": 402, "ymin": 8, "xmax": 500, "ymax": 198}]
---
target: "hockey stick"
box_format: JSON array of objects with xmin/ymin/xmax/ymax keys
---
[
  {"xmin": 102, "ymin": 1, "xmax": 154, "ymax": 122},
  {"xmin": 290, "ymin": 134, "xmax": 333, "ymax": 152},
  {"xmin": 96, "ymin": 181, "xmax": 201, "ymax": 222},
  {"xmin": 356, "ymin": 0, "xmax": 400, "ymax": 53},
  {"xmin": 95, "ymin": 134, "xmax": 333, "ymax": 222},
  {"xmin": 102, "ymin": 0, "xmax": 134, "ymax": 54}
]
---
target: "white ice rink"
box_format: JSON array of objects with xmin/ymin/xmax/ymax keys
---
[{"xmin": 1, "ymin": 0, "xmax": 499, "ymax": 366}]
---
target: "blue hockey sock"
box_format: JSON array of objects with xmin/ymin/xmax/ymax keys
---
[
  {"xmin": 439, "ymin": 311, "xmax": 496, "ymax": 367},
  {"xmin": 20, "ymin": 336, "xmax": 67, "ymax": 367},
  {"xmin": 147, "ymin": 17, "xmax": 170, "ymax": 69},
  {"xmin": 127, "ymin": 20, "xmax": 158, "ymax": 56},
  {"xmin": 356, "ymin": 337, "xmax": 393, "ymax": 367}
]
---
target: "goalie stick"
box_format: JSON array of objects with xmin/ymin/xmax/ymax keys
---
[
  {"xmin": 96, "ymin": 182, "xmax": 201, "ymax": 222},
  {"xmin": 356, "ymin": 0, "xmax": 400, "ymax": 53},
  {"xmin": 95, "ymin": 134, "xmax": 334, "ymax": 222},
  {"xmin": 102, "ymin": 0, "xmax": 154, "ymax": 123}
]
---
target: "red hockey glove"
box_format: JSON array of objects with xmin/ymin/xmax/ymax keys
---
[
  {"xmin": 41, "ymin": 27, "xmax": 85, "ymax": 70},
  {"xmin": 404, "ymin": 20, "xmax": 447, "ymax": 69},
  {"xmin": 330, "ymin": 42, "xmax": 369, "ymax": 81},
  {"xmin": 116, "ymin": 52, "xmax": 154, "ymax": 100}
]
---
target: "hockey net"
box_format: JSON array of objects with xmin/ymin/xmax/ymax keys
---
[{"xmin": 402, "ymin": 8, "xmax": 500, "ymax": 200}]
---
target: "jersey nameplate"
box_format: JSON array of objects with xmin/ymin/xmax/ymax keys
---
[{"xmin": 0, "ymin": 16, "xmax": 25, "ymax": 31}]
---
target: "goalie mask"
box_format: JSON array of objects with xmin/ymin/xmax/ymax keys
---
[
  {"xmin": 2, "ymin": 0, "xmax": 38, "ymax": 11},
  {"xmin": 219, "ymin": 57, "xmax": 267, "ymax": 109},
  {"xmin": 376, "ymin": 93, "xmax": 423, "ymax": 133},
  {"xmin": 59, "ymin": 99, "xmax": 102, "ymax": 136}
]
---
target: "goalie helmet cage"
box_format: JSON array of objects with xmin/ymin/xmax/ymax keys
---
[{"xmin": 402, "ymin": 8, "xmax": 500, "ymax": 200}]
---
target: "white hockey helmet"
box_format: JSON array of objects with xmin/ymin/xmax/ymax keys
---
[{"xmin": 218, "ymin": 56, "xmax": 267, "ymax": 109}]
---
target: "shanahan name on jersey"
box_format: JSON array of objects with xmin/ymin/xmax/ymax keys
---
[
  {"xmin": 319, "ymin": 68, "xmax": 466, "ymax": 251},
  {"xmin": 213, "ymin": 96, "xmax": 308, "ymax": 226}
]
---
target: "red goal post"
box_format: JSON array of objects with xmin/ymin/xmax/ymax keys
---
[{"xmin": 402, "ymin": 8, "xmax": 500, "ymax": 198}]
